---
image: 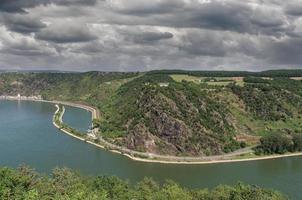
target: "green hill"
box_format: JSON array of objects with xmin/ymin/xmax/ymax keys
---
[
  {"xmin": 98, "ymin": 74, "xmax": 302, "ymax": 156},
  {"xmin": 100, "ymin": 74, "xmax": 239, "ymax": 155},
  {"xmin": 1, "ymin": 70, "xmax": 302, "ymax": 156}
]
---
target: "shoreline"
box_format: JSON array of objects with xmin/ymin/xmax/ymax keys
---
[{"xmin": 3, "ymin": 98, "xmax": 302, "ymax": 165}]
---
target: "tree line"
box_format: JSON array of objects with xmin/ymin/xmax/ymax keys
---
[
  {"xmin": 0, "ymin": 166, "xmax": 288, "ymax": 200},
  {"xmin": 255, "ymin": 132, "xmax": 302, "ymax": 155},
  {"xmin": 147, "ymin": 69, "xmax": 302, "ymax": 77}
]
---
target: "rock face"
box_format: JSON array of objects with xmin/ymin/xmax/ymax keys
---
[
  {"xmin": 124, "ymin": 91, "xmax": 192, "ymax": 155},
  {"xmin": 125, "ymin": 123, "xmax": 158, "ymax": 153},
  {"xmin": 151, "ymin": 111, "xmax": 189, "ymax": 152},
  {"xmin": 112, "ymin": 78, "xmax": 239, "ymax": 156},
  {"xmin": 125, "ymin": 123, "xmax": 179, "ymax": 155}
]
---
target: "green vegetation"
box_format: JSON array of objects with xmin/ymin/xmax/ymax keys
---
[
  {"xmin": 255, "ymin": 132, "xmax": 302, "ymax": 155},
  {"xmin": 0, "ymin": 72, "xmax": 139, "ymax": 109},
  {"xmin": 54, "ymin": 105, "xmax": 64, "ymax": 124},
  {"xmin": 228, "ymin": 77, "xmax": 302, "ymax": 137},
  {"xmin": 0, "ymin": 166, "xmax": 288, "ymax": 200},
  {"xmin": 99, "ymin": 74, "xmax": 241, "ymax": 156},
  {"xmin": 60, "ymin": 124, "xmax": 85, "ymax": 137},
  {"xmin": 1, "ymin": 70, "xmax": 302, "ymax": 157},
  {"xmin": 54, "ymin": 105, "xmax": 86, "ymax": 137},
  {"xmin": 170, "ymin": 74, "xmax": 203, "ymax": 83},
  {"xmin": 231, "ymin": 84, "xmax": 293, "ymax": 121},
  {"xmin": 148, "ymin": 69, "xmax": 302, "ymax": 77},
  {"xmin": 170, "ymin": 75, "xmax": 244, "ymax": 87}
]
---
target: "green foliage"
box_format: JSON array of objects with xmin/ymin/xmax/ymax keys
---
[
  {"xmin": 191, "ymin": 183, "xmax": 287, "ymax": 200},
  {"xmin": 100, "ymin": 74, "xmax": 240, "ymax": 155},
  {"xmin": 292, "ymin": 134, "xmax": 302, "ymax": 151},
  {"xmin": 255, "ymin": 132, "xmax": 302, "ymax": 155},
  {"xmin": 0, "ymin": 166, "xmax": 288, "ymax": 200},
  {"xmin": 0, "ymin": 72, "xmax": 139, "ymax": 109},
  {"xmin": 255, "ymin": 133, "xmax": 293, "ymax": 155},
  {"xmin": 54, "ymin": 105, "xmax": 86, "ymax": 137},
  {"xmin": 230, "ymin": 78, "xmax": 302, "ymax": 121}
]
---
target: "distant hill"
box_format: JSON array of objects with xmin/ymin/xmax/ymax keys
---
[{"xmin": 148, "ymin": 69, "xmax": 302, "ymax": 77}]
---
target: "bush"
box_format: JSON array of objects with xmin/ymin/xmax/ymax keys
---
[
  {"xmin": 292, "ymin": 133, "xmax": 302, "ymax": 151},
  {"xmin": 255, "ymin": 133, "xmax": 293, "ymax": 155}
]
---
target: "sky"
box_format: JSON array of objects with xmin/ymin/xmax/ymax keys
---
[{"xmin": 0, "ymin": 0, "xmax": 302, "ymax": 72}]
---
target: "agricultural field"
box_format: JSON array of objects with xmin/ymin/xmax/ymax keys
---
[
  {"xmin": 170, "ymin": 74, "xmax": 244, "ymax": 86},
  {"xmin": 170, "ymin": 74, "xmax": 204, "ymax": 83}
]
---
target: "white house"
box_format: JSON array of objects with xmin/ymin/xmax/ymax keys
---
[{"xmin": 159, "ymin": 83, "xmax": 169, "ymax": 87}]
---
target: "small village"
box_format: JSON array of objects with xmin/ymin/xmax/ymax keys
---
[{"xmin": 0, "ymin": 94, "xmax": 43, "ymax": 101}]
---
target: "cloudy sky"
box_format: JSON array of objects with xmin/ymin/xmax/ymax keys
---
[{"xmin": 0, "ymin": 0, "xmax": 302, "ymax": 71}]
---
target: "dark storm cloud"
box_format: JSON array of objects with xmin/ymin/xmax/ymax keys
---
[
  {"xmin": 53, "ymin": 0, "xmax": 97, "ymax": 6},
  {"xmin": 265, "ymin": 37, "xmax": 302, "ymax": 65},
  {"xmin": 1, "ymin": 0, "xmax": 302, "ymax": 71},
  {"xmin": 35, "ymin": 24, "xmax": 97, "ymax": 43},
  {"xmin": 0, "ymin": 0, "xmax": 96, "ymax": 13},
  {"xmin": 0, "ymin": 0, "xmax": 41, "ymax": 13},
  {"xmin": 179, "ymin": 30, "xmax": 226, "ymax": 57},
  {"xmin": 0, "ymin": 36, "xmax": 56, "ymax": 56},
  {"xmin": 1, "ymin": 14, "xmax": 46, "ymax": 33},
  {"xmin": 108, "ymin": 1, "xmax": 289, "ymax": 36},
  {"xmin": 112, "ymin": 1, "xmax": 184, "ymax": 16},
  {"xmin": 131, "ymin": 31, "xmax": 173, "ymax": 44},
  {"xmin": 285, "ymin": 1, "xmax": 302, "ymax": 16},
  {"xmin": 183, "ymin": 2, "xmax": 251, "ymax": 32},
  {"xmin": 108, "ymin": 1, "xmax": 249, "ymax": 30}
]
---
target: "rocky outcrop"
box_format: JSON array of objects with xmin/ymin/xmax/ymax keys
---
[
  {"xmin": 124, "ymin": 123, "xmax": 179, "ymax": 155},
  {"xmin": 119, "ymin": 82, "xmax": 238, "ymax": 156}
]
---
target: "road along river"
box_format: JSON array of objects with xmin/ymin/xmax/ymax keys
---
[{"xmin": 1, "ymin": 100, "xmax": 302, "ymax": 199}]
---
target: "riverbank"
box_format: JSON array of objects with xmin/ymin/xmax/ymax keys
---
[
  {"xmin": 3, "ymin": 97, "xmax": 302, "ymax": 164},
  {"xmin": 50, "ymin": 101, "xmax": 302, "ymax": 165}
]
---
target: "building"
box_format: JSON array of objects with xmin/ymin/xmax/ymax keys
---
[{"xmin": 159, "ymin": 83, "xmax": 169, "ymax": 87}]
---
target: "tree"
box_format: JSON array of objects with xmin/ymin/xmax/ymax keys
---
[
  {"xmin": 256, "ymin": 133, "xmax": 293, "ymax": 155},
  {"xmin": 293, "ymin": 133, "xmax": 302, "ymax": 151}
]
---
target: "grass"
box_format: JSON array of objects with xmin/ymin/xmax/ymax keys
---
[
  {"xmin": 290, "ymin": 77, "xmax": 302, "ymax": 80},
  {"xmin": 235, "ymin": 80, "xmax": 245, "ymax": 87},
  {"xmin": 170, "ymin": 74, "xmax": 245, "ymax": 87},
  {"xmin": 231, "ymin": 104, "xmax": 302, "ymax": 136},
  {"xmin": 206, "ymin": 77, "xmax": 244, "ymax": 87},
  {"xmin": 232, "ymin": 152, "xmax": 258, "ymax": 160},
  {"xmin": 54, "ymin": 105, "xmax": 86, "ymax": 137},
  {"xmin": 170, "ymin": 74, "xmax": 203, "ymax": 83},
  {"xmin": 214, "ymin": 90, "xmax": 302, "ymax": 138},
  {"xmin": 206, "ymin": 81, "xmax": 233, "ymax": 86}
]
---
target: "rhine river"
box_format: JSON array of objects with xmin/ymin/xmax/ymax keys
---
[{"xmin": 1, "ymin": 100, "xmax": 302, "ymax": 199}]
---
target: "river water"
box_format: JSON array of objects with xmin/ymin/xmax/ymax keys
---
[{"xmin": 0, "ymin": 100, "xmax": 301, "ymax": 199}]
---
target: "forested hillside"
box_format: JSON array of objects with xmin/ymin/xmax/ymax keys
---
[
  {"xmin": 100, "ymin": 74, "xmax": 240, "ymax": 156},
  {"xmin": 98, "ymin": 73, "xmax": 302, "ymax": 156},
  {"xmin": 0, "ymin": 72, "xmax": 138, "ymax": 106},
  {"xmin": 0, "ymin": 166, "xmax": 287, "ymax": 200},
  {"xmin": 1, "ymin": 70, "xmax": 302, "ymax": 156}
]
